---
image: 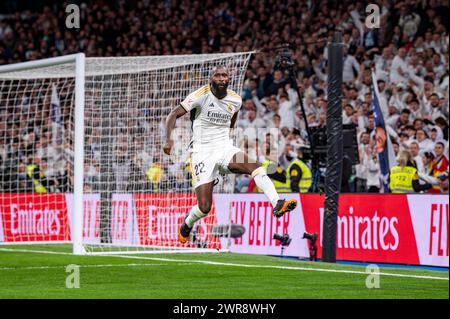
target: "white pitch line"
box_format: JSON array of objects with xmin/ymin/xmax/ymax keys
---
[
  {"xmin": 0, "ymin": 248, "xmax": 73, "ymax": 255},
  {"xmin": 0, "ymin": 247, "xmax": 448, "ymax": 281},
  {"xmin": 108, "ymin": 254, "xmax": 449, "ymax": 281},
  {"xmin": 0, "ymin": 263, "xmax": 173, "ymax": 271}
]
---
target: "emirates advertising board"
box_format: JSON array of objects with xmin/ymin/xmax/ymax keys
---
[{"xmin": 0, "ymin": 193, "xmax": 448, "ymax": 267}]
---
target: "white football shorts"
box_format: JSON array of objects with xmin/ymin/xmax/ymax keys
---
[{"xmin": 188, "ymin": 144, "xmax": 242, "ymax": 189}]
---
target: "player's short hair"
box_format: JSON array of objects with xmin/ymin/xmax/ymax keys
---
[{"xmin": 210, "ymin": 65, "xmax": 229, "ymax": 77}]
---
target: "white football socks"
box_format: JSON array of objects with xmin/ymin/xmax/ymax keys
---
[
  {"xmin": 185, "ymin": 205, "xmax": 208, "ymax": 228},
  {"xmin": 252, "ymin": 167, "xmax": 280, "ymax": 207}
]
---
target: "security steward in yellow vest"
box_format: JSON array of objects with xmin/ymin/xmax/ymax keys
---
[
  {"xmin": 26, "ymin": 164, "xmax": 48, "ymax": 193},
  {"xmin": 286, "ymin": 158, "xmax": 312, "ymax": 193},
  {"xmin": 146, "ymin": 162, "xmax": 163, "ymax": 191},
  {"xmin": 261, "ymin": 160, "xmax": 291, "ymax": 192},
  {"xmin": 389, "ymin": 150, "xmax": 432, "ymax": 193},
  {"xmin": 261, "ymin": 156, "xmax": 312, "ymax": 193}
]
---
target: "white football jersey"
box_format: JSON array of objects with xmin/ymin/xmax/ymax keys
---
[{"xmin": 181, "ymin": 84, "xmax": 242, "ymax": 152}]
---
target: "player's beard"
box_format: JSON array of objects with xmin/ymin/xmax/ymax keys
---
[{"xmin": 211, "ymin": 81, "xmax": 228, "ymax": 99}]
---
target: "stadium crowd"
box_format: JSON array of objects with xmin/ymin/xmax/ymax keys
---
[{"xmin": 0, "ymin": 0, "xmax": 449, "ymax": 194}]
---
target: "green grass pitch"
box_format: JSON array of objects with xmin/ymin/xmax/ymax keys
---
[{"xmin": 0, "ymin": 244, "xmax": 447, "ymax": 299}]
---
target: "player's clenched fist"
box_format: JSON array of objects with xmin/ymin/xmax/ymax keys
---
[{"xmin": 163, "ymin": 139, "xmax": 173, "ymax": 155}]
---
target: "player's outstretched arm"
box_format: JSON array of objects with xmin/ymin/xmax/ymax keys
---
[
  {"xmin": 163, "ymin": 105, "xmax": 187, "ymax": 155},
  {"xmin": 230, "ymin": 111, "xmax": 239, "ymax": 129}
]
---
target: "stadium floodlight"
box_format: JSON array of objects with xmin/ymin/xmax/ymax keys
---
[{"xmin": 0, "ymin": 52, "xmax": 254, "ymax": 255}]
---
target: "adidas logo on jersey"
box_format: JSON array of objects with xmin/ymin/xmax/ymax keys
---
[{"xmin": 209, "ymin": 103, "xmax": 215, "ymax": 108}]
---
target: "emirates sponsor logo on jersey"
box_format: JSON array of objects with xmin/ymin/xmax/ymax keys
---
[{"xmin": 206, "ymin": 111, "xmax": 232, "ymax": 124}]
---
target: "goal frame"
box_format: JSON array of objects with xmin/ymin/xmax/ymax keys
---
[
  {"xmin": 0, "ymin": 53, "xmax": 86, "ymax": 255},
  {"xmin": 0, "ymin": 52, "xmax": 249, "ymax": 255}
]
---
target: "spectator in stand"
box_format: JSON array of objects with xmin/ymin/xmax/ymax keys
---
[
  {"xmin": 238, "ymin": 109, "xmax": 266, "ymax": 130},
  {"xmin": 421, "ymin": 151, "xmax": 436, "ymax": 179},
  {"xmin": 389, "ymin": 47, "xmax": 409, "ymax": 84},
  {"xmin": 419, "ymin": 151, "xmax": 443, "ymax": 193},
  {"xmin": 366, "ymin": 140, "xmax": 381, "ymax": 193},
  {"xmin": 398, "ymin": 4, "xmax": 421, "ymax": 39},
  {"xmin": 426, "ymin": 93, "xmax": 446, "ymax": 121},
  {"xmin": 342, "ymin": 46, "xmax": 361, "ymax": 83},
  {"xmin": 355, "ymin": 131, "xmax": 370, "ymax": 192},
  {"xmin": 374, "ymin": 47, "xmax": 393, "ymax": 84},
  {"xmin": 432, "ymin": 142, "xmax": 449, "ymax": 174},
  {"xmin": 409, "ymin": 141, "xmax": 425, "ymax": 174},
  {"xmin": 277, "ymin": 91, "xmax": 297, "ymax": 130},
  {"xmin": 415, "ymin": 128, "xmax": 434, "ymax": 153},
  {"xmin": 266, "ymin": 70, "xmax": 287, "ymax": 97},
  {"xmin": 256, "ymin": 66, "xmax": 273, "ymax": 99},
  {"xmin": 394, "ymin": 109, "xmax": 412, "ymax": 133},
  {"xmin": 434, "ymin": 117, "xmax": 449, "ymax": 141}
]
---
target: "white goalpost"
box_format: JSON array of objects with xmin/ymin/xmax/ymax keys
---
[{"xmin": 0, "ymin": 52, "xmax": 253, "ymax": 255}]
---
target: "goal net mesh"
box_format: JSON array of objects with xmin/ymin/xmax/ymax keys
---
[{"xmin": 0, "ymin": 52, "xmax": 253, "ymax": 254}]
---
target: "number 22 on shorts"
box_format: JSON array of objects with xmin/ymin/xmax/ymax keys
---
[{"xmin": 195, "ymin": 162, "xmax": 205, "ymax": 176}]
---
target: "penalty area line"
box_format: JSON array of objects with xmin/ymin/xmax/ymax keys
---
[{"xmin": 0, "ymin": 247, "xmax": 447, "ymax": 281}]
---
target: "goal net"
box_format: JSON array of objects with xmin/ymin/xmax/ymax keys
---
[{"xmin": 0, "ymin": 52, "xmax": 253, "ymax": 255}]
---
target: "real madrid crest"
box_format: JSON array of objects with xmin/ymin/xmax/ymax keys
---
[{"xmin": 227, "ymin": 103, "xmax": 234, "ymax": 113}]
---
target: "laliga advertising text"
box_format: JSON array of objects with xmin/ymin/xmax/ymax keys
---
[{"xmin": 173, "ymin": 303, "xmax": 277, "ymax": 317}]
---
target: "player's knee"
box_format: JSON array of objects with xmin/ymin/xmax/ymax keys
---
[
  {"xmin": 251, "ymin": 166, "xmax": 266, "ymax": 178},
  {"xmin": 197, "ymin": 200, "xmax": 212, "ymax": 215}
]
